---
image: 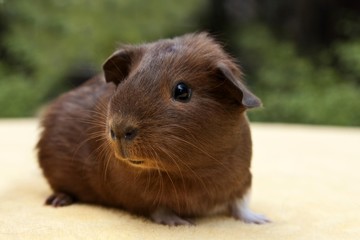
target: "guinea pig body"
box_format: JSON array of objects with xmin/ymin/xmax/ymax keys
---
[{"xmin": 37, "ymin": 33, "xmax": 269, "ymax": 225}]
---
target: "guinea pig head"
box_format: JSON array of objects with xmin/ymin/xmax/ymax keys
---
[{"xmin": 102, "ymin": 33, "xmax": 261, "ymax": 172}]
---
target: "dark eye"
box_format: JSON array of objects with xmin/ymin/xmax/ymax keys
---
[{"xmin": 173, "ymin": 82, "xmax": 192, "ymax": 102}]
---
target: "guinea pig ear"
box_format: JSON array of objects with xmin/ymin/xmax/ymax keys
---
[
  {"xmin": 103, "ymin": 49, "xmax": 134, "ymax": 85},
  {"xmin": 217, "ymin": 62, "xmax": 262, "ymax": 108}
]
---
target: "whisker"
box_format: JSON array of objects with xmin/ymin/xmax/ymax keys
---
[
  {"xmin": 153, "ymin": 160, "xmax": 164, "ymax": 209},
  {"xmin": 155, "ymin": 145, "xmax": 214, "ymax": 203},
  {"xmin": 165, "ymin": 134, "xmax": 233, "ymax": 175},
  {"xmin": 156, "ymin": 151, "xmax": 181, "ymax": 213},
  {"xmin": 102, "ymin": 141, "xmax": 114, "ymax": 182}
]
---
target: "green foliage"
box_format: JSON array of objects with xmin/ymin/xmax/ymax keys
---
[
  {"xmin": 0, "ymin": 66, "xmax": 43, "ymax": 116},
  {"xmin": 0, "ymin": 1, "xmax": 359, "ymax": 126},
  {"xmin": 236, "ymin": 25, "xmax": 360, "ymax": 126},
  {"xmin": 335, "ymin": 39, "xmax": 360, "ymax": 84}
]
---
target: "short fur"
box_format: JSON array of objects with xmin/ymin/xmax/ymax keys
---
[{"xmin": 37, "ymin": 33, "xmax": 267, "ymax": 225}]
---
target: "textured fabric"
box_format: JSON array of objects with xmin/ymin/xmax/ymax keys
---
[{"xmin": 0, "ymin": 119, "xmax": 359, "ymax": 240}]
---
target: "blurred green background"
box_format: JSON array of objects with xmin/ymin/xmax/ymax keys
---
[{"xmin": 0, "ymin": 0, "xmax": 359, "ymax": 126}]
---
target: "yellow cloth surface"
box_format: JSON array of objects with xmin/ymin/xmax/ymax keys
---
[{"xmin": 0, "ymin": 119, "xmax": 359, "ymax": 240}]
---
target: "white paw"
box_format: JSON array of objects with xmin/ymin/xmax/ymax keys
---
[
  {"xmin": 238, "ymin": 209, "xmax": 270, "ymax": 224},
  {"xmin": 150, "ymin": 207, "xmax": 193, "ymax": 226},
  {"xmin": 230, "ymin": 189, "xmax": 270, "ymax": 224}
]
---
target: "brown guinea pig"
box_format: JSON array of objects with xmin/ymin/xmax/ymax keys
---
[{"xmin": 37, "ymin": 33, "xmax": 269, "ymax": 226}]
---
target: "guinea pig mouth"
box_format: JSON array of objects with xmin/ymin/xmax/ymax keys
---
[{"xmin": 128, "ymin": 159, "xmax": 144, "ymax": 165}]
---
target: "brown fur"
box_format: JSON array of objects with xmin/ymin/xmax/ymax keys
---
[{"xmin": 37, "ymin": 33, "xmax": 262, "ymax": 221}]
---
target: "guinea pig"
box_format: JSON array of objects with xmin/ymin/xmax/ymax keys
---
[{"xmin": 37, "ymin": 33, "xmax": 269, "ymax": 226}]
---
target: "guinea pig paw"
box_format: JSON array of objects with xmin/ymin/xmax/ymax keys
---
[
  {"xmin": 236, "ymin": 209, "xmax": 270, "ymax": 224},
  {"xmin": 230, "ymin": 195, "xmax": 270, "ymax": 224},
  {"xmin": 45, "ymin": 192, "xmax": 74, "ymax": 207},
  {"xmin": 150, "ymin": 207, "xmax": 194, "ymax": 226}
]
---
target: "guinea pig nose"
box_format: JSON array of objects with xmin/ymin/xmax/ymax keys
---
[{"xmin": 124, "ymin": 127, "xmax": 138, "ymax": 141}]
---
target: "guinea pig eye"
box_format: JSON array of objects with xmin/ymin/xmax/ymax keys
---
[{"xmin": 173, "ymin": 82, "xmax": 192, "ymax": 102}]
